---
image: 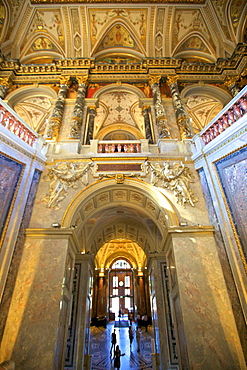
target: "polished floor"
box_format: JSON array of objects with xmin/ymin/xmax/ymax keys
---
[{"xmin": 90, "ymin": 317, "xmax": 153, "ymax": 370}]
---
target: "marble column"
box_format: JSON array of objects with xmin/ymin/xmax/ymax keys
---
[
  {"xmin": 70, "ymin": 254, "xmax": 94, "ymax": 370},
  {"xmin": 167, "ymin": 75, "xmax": 193, "ymax": 140},
  {"xmin": 142, "ymin": 105, "xmax": 153, "ymax": 143},
  {"xmin": 0, "ymin": 228, "xmax": 80, "ymax": 370},
  {"xmin": 166, "ymin": 226, "xmax": 246, "ymax": 370},
  {"xmin": 69, "ymin": 76, "xmax": 88, "ymax": 139},
  {"xmin": 148, "ymin": 254, "xmax": 172, "ymax": 369},
  {"xmin": 136, "ymin": 274, "xmax": 147, "ymax": 316},
  {"xmin": 149, "ymin": 75, "xmax": 170, "ymax": 138},
  {"xmin": 86, "ymin": 106, "xmax": 97, "ymax": 145},
  {"xmin": 0, "ymin": 77, "xmax": 12, "ymax": 99},
  {"xmin": 45, "ymin": 76, "xmax": 71, "ymax": 140},
  {"xmin": 224, "ymin": 76, "xmax": 241, "ymax": 97}
]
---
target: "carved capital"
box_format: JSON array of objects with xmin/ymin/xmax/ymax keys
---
[
  {"xmin": 149, "ymin": 75, "xmax": 161, "ymax": 86},
  {"xmin": 76, "ymin": 75, "xmax": 89, "ymax": 85},
  {"xmin": 59, "ymin": 75, "xmax": 71, "ymax": 86},
  {"xmin": 0, "ymin": 77, "xmax": 12, "ymax": 89},
  {"xmin": 224, "ymin": 76, "xmax": 239, "ymax": 88},
  {"xmin": 166, "ymin": 75, "xmax": 179, "ymax": 86}
]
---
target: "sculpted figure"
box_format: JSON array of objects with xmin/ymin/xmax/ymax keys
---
[
  {"xmin": 41, "ymin": 162, "xmax": 93, "ymax": 209},
  {"xmin": 146, "ymin": 161, "xmax": 198, "ymax": 207}
]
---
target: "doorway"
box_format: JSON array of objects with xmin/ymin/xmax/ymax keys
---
[{"xmin": 109, "ymin": 259, "xmax": 134, "ymax": 322}]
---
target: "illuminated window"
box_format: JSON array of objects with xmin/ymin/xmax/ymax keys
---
[
  {"xmin": 125, "ymin": 288, "xmax": 130, "ymax": 295},
  {"xmin": 113, "ymin": 276, "xmax": 118, "ymax": 287},
  {"xmin": 112, "ymin": 260, "xmax": 131, "ymax": 269},
  {"xmin": 124, "ymin": 276, "xmax": 130, "ymax": 287},
  {"xmin": 113, "ymin": 289, "xmax": 118, "ymax": 296}
]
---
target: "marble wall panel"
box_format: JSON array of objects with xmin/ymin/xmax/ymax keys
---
[
  {"xmin": 0, "ymin": 237, "xmax": 69, "ymax": 369},
  {"xmin": 215, "ymin": 146, "xmax": 247, "ymax": 261},
  {"xmin": 0, "ymin": 154, "xmax": 23, "ymax": 238},
  {"xmin": 172, "ymin": 233, "xmax": 246, "ymax": 369},
  {"xmin": 198, "ymin": 167, "xmax": 247, "ymax": 361},
  {"xmin": 0, "ymin": 170, "xmax": 41, "ymax": 342}
]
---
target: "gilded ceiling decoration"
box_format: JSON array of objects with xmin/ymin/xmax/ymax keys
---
[
  {"xmin": 31, "ymin": 0, "xmax": 205, "ymax": 3},
  {"xmin": 14, "ymin": 97, "xmax": 53, "ymax": 134},
  {"xmin": 89, "ymin": 9, "xmax": 147, "ymax": 51},
  {"xmin": 21, "ymin": 9, "xmax": 65, "ymax": 53},
  {"xmin": 172, "ymin": 9, "xmax": 215, "ymax": 54},
  {"xmin": 94, "ymin": 91, "xmax": 144, "ymax": 138},
  {"xmin": 186, "ymin": 95, "xmax": 223, "ymax": 132}
]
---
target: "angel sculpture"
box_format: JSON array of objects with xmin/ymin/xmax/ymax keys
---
[
  {"xmin": 41, "ymin": 162, "xmax": 93, "ymax": 209},
  {"xmin": 146, "ymin": 161, "xmax": 198, "ymax": 207}
]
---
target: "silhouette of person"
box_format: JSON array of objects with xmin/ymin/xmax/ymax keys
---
[
  {"xmin": 114, "ymin": 345, "xmax": 125, "ymax": 369},
  {"xmin": 136, "ymin": 328, "xmax": 140, "ymax": 352},
  {"xmin": 110, "ymin": 329, "xmax": 117, "ymax": 357},
  {"xmin": 129, "ymin": 325, "xmax": 134, "ymax": 348}
]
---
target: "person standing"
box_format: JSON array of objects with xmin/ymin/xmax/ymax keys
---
[
  {"xmin": 129, "ymin": 325, "xmax": 134, "ymax": 348},
  {"xmin": 137, "ymin": 312, "xmax": 141, "ymax": 328},
  {"xmin": 143, "ymin": 314, "xmax": 148, "ymax": 332},
  {"xmin": 110, "ymin": 329, "xmax": 117, "ymax": 357},
  {"xmin": 136, "ymin": 328, "xmax": 141, "ymax": 352},
  {"xmin": 114, "ymin": 345, "xmax": 125, "ymax": 369}
]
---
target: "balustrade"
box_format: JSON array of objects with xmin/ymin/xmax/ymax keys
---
[
  {"xmin": 0, "ymin": 101, "xmax": 37, "ymax": 147},
  {"xmin": 201, "ymin": 90, "xmax": 247, "ymax": 145},
  {"xmin": 98, "ymin": 141, "xmax": 141, "ymax": 154}
]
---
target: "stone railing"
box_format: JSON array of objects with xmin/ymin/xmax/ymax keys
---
[
  {"xmin": 0, "ymin": 99, "xmax": 38, "ymax": 147},
  {"xmin": 98, "ymin": 140, "xmax": 141, "ymax": 154},
  {"xmin": 200, "ymin": 86, "xmax": 247, "ymax": 146},
  {"xmin": 89, "ymin": 139, "xmax": 150, "ymax": 154}
]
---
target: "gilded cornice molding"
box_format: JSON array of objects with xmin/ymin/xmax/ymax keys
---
[
  {"xmin": 31, "ymin": 0, "xmax": 205, "ymax": 3},
  {"xmin": 0, "ymin": 44, "xmax": 246, "ymax": 84}
]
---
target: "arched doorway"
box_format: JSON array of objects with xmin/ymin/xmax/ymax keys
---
[
  {"xmin": 62, "ymin": 178, "xmax": 179, "ymax": 369},
  {"xmin": 92, "ymin": 239, "xmax": 148, "ymax": 326},
  {"xmin": 109, "ymin": 258, "xmax": 134, "ymax": 321}
]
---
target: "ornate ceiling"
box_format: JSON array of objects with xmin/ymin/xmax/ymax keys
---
[{"xmin": 0, "ymin": 0, "xmax": 246, "ymax": 63}]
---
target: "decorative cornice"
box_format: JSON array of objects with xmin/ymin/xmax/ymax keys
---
[
  {"xmin": 0, "ymin": 44, "xmax": 246, "ymax": 84},
  {"xmin": 31, "ymin": 0, "xmax": 205, "ymax": 3}
]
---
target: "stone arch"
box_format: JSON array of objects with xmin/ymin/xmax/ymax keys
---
[
  {"xmin": 20, "ymin": 32, "xmax": 65, "ymax": 64},
  {"xmin": 181, "ymin": 83, "xmax": 231, "ymax": 105},
  {"xmin": 62, "ymin": 178, "xmax": 179, "ymax": 256},
  {"xmin": 91, "ymin": 19, "xmax": 146, "ymax": 58},
  {"xmin": 5, "ymin": 85, "xmax": 57, "ymax": 134},
  {"xmin": 0, "ymin": 1, "xmax": 10, "ymax": 46},
  {"xmin": 6, "ymin": 85, "xmax": 57, "ymax": 107},
  {"xmin": 92, "ymin": 82, "xmax": 146, "ymax": 99},
  {"xmin": 172, "ymin": 33, "xmax": 216, "ymax": 63},
  {"xmin": 91, "ymin": 83, "xmax": 146, "ymax": 140},
  {"xmin": 181, "ymin": 84, "xmax": 231, "ymax": 132}
]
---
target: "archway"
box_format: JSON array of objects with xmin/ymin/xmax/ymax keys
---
[{"xmin": 62, "ymin": 178, "xmax": 179, "ymax": 368}]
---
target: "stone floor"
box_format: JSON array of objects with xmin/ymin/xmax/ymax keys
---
[{"xmin": 90, "ymin": 317, "xmax": 153, "ymax": 370}]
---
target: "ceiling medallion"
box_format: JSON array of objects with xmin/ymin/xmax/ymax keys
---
[{"xmin": 31, "ymin": 0, "xmax": 205, "ymax": 3}]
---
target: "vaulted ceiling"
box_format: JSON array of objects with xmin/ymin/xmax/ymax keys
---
[{"xmin": 0, "ymin": 0, "xmax": 246, "ymax": 64}]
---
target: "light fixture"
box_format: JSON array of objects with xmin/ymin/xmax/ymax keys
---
[
  {"xmin": 51, "ymin": 222, "xmax": 61, "ymax": 228},
  {"xmin": 179, "ymin": 222, "xmax": 188, "ymax": 227}
]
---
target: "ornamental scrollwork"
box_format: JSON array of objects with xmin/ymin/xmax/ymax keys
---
[
  {"xmin": 145, "ymin": 161, "xmax": 198, "ymax": 207},
  {"xmin": 41, "ymin": 162, "xmax": 94, "ymax": 210}
]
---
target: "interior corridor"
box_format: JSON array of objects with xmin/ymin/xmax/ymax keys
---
[{"xmin": 90, "ymin": 316, "xmax": 153, "ymax": 370}]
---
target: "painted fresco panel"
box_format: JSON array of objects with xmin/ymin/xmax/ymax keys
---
[
  {"xmin": 0, "ymin": 154, "xmax": 23, "ymax": 238},
  {"xmin": 215, "ymin": 146, "xmax": 247, "ymax": 261}
]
